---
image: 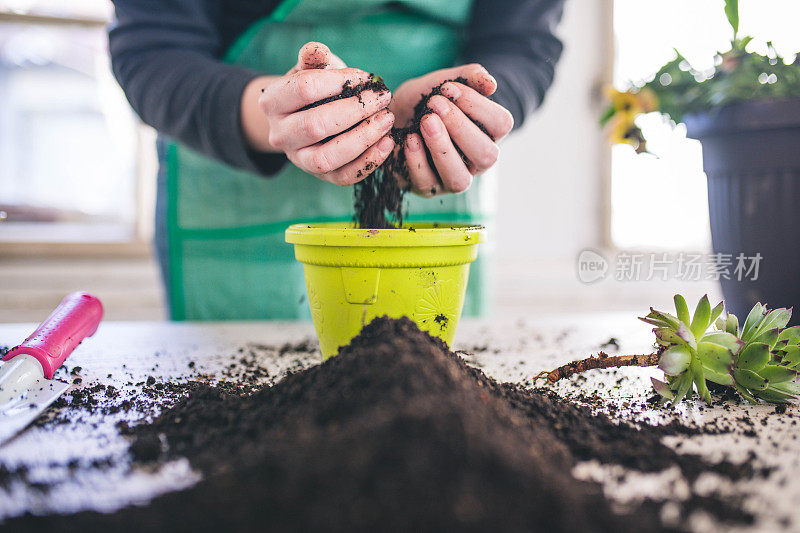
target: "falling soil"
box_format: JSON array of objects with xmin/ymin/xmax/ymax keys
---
[
  {"xmin": 354, "ymin": 76, "xmax": 474, "ymax": 229},
  {"xmin": 297, "ymin": 74, "xmax": 488, "ymax": 228},
  {"xmin": 8, "ymin": 317, "xmax": 760, "ymax": 532},
  {"xmin": 344, "ymin": 76, "xmax": 474, "ymax": 228}
]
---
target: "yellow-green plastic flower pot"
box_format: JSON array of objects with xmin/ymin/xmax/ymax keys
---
[{"xmin": 285, "ymin": 222, "xmax": 484, "ymax": 358}]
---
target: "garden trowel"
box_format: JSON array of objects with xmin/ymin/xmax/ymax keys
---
[{"xmin": 0, "ymin": 292, "xmax": 103, "ymax": 444}]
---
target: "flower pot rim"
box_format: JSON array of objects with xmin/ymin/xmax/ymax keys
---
[
  {"xmin": 684, "ymin": 96, "xmax": 800, "ymax": 138},
  {"xmin": 285, "ymin": 222, "xmax": 484, "ymax": 247}
]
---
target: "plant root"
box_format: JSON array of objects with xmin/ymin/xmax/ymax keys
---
[{"xmin": 535, "ymin": 352, "xmax": 660, "ymax": 384}]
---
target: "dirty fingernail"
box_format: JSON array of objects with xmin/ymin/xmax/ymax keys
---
[
  {"xmin": 442, "ymin": 83, "xmax": 461, "ymax": 100},
  {"xmin": 429, "ymin": 97, "xmax": 450, "ymax": 116},
  {"xmin": 378, "ymin": 136, "xmax": 394, "ymax": 152},
  {"xmin": 378, "ymin": 110, "xmax": 394, "ymax": 126},
  {"xmin": 406, "ymin": 135, "xmax": 421, "ymax": 152},
  {"xmin": 422, "ymin": 115, "xmax": 443, "ymax": 137}
]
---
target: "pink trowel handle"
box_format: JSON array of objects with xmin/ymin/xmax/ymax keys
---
[{"xmin": 3, "ymin": 292, "xmax": 103, "ymax": 379}]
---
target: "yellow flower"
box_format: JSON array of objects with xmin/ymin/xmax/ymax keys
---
[
  {"xmin": 604, "ymin": 86, "xmax": 659, "ymax": 116},
  {"xmin": 606, "ymin": 115, "xmax": 647, "ymax": 153},
  {"xmin": 607, "ymin": 115, "xmax": 637, "ymax": 146},
  {"xmin": 604, "ymin": 87, "xmax": 643, "ymax": 117},
  {"xmin": 635, "ymin": 87, "xmax": 659, "ymax": 113},
  {"xmin": 602, "ymin": 86, "xmax": 654, "ymax": 154}
]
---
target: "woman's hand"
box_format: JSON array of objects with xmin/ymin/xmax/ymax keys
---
[
  {"xmin": 242, "ymin": 42, "xmax": 395, "ymax": 185},
  {"xmin": 389, "ymin": 64, "xmax": 514, "ymax": 196}
]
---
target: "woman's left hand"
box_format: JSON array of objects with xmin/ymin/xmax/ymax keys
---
[{"xmin": 389, "ymin": 64, "xmax": 514, "ymax": 196}]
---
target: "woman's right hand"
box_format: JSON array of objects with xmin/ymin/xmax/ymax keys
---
[{"xmin": 246, "ymin": 42, "xmax": 395, "ymax": 186}]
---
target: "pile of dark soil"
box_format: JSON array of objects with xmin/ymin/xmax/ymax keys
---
[{"xmin": 9, "ymin": 317, "xmax": 759, "ymax": 532}]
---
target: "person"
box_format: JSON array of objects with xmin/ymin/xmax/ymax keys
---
[{"xmin": 109, "ymin": 0, "xmax": 564, "ymax": 320}]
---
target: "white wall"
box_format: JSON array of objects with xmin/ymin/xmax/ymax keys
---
[{"xmin": 494, "ymin": 0, "xmax": 611, "ymax": 261}]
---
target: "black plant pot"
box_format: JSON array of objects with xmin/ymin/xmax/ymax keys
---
[{"xmin": 684, "ymin": 97, "xmax": 800, "ymax": 320}]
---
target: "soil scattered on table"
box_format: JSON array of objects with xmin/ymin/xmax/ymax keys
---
[
  {"xmin": 8, "ymin": 318, "xmax": 761, "ymax": 531},
  {"xmin": 599, "ymin": 337, "xmax": 620, "ymax": 351}
]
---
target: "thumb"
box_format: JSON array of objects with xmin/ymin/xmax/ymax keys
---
[
  {"xmin": 291, "ymin": 42, "xmax": 347, "ymax": 73},
  {"xmin": 461, "ymin": 63, "xmax": 498, "ymax": 97}
]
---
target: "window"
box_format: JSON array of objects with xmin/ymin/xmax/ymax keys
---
[{"xmin": 0, "ymin": 1, "xmax": 154, "ymax": 249}]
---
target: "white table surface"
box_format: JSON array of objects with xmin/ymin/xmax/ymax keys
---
[{"xmin": 0, "ymin": 315, "xmax": 796, "ymax": 531}]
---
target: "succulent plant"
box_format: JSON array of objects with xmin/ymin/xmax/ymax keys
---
[
  {"xmin": 643, "ymin": 295, "xmax": 800, "ymax": 404},
  {"xmin": 720, "ymin": 303, "xmax": 800, "ymax": 403},
  {"xmin": 642, "ymin": 295, "xmax": 733, "ymax": 404}
]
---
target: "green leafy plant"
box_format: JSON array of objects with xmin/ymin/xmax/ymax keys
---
[
  {"xmin": 645, "ymin": 40, "xmax": 800, "ymax": 125},
  {"xmin": 643, "ymin": 295, "xmax": 732, "ymax": 404},
  {"xmin": 719, "ymin": 302, "xmax": 800, "ymax": 403},
  {"xmin": 724, "ymin": 0, "xmax": 739, "ymax": 38},
  {"xmin": 538, "ymin": 295, "xmax": 800, "ymax": 405},
  {"xmin": 644, "ymin": 295, "xmax": 800, "ymax": 404},
  {"xmin": 600, "ymin": 0, "xmax": 800, "ymax": 152}
]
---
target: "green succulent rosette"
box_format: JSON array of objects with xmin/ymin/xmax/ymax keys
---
[{"xmin": 642, "ymin": 295, "xmax": 800, "ymax": 405}]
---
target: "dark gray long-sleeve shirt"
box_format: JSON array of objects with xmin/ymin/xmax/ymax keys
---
[{"xmin": 109, "ymin": 0, "xmax": 564, "ymax": 176}]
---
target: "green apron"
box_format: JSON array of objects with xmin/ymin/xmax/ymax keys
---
[{"xmin": 161, "ymin": 0, "xmax": 495, "ymax": 320}]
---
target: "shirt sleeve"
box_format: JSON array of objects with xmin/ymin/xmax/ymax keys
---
[
  {"xmin": 463, "ymin": 0, "xmax": 565, "ymax": 129},
  {"xmin": 108, "ymin": 0, "xmax": 287, "ymax": 176}
]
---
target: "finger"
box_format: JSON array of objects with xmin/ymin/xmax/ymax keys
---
[
  {"xmin": 458, "ymin": 63, "xmax": 497, "ymax": 97},
  {"xmin": 427, "ymin": 95, "xmax": 498, "ymax": 173},
  {"xmin": 262, "ymin": 68, "xmax": 375, "ymax": 114},
  {"xmin": 419, "ymin": 114, "xmax": 472, "ymax": 193},
  {"xmin": 298, "ymin": 41, "xmax": 332, "ymax": 70},
  {"xmin": 404, "ymin": 133, "xmax": 441, "ymax": 196},
  {"xmin": 417, "ymin": 63, "xmax": 497, "ymax": 97},
  {"xmin": 322, "ymin": 135, "xmax": 395, "ymax": 186},
  {"xmin": 287, "ymin": 42, "xmax": 347, "ymax": 74},
  {"xmin": 295, "ymin": 41, "xmax": 348, "ymax": 71},
  {"xmin": 440, "ymin": 82, "xmax": 514, "ymax": 141},
  {"xmin": 272, "ymin": 90, "xmax": 392, "ymax": 150},
  {"xmin": 324, "ymin": 50, "xmax": 347, "ymax": 70},
  {"xmin": 295, "ymin": 109, "xmax": 395, "ymax": 175}
]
